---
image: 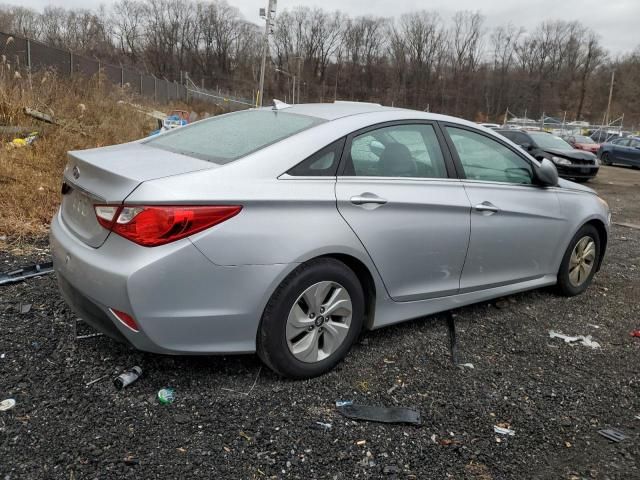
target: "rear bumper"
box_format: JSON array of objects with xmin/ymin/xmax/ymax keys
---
[
  {"xmin": 556, "ymin": 164, "xmax": 599, "ymax": 179},
  {"xmin": 50, "ymin": 210, "xmax": 295, "ymax": 354}
]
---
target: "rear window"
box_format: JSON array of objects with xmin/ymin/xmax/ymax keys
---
[{"xmin": 145, "ymin": 110, "xmax": 324, "ymax": 164}]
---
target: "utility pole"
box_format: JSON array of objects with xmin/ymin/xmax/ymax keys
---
[
  {"xmin": 604, "ymin": 70, "xmax": 615, "ymax": 127},
  {"xmin": 296, "ymin": 56, "xmax": 302, "ymax": 104},
  {"xmin": 257, "ymin": 0, "xmax": 277, "ymax": 107}
]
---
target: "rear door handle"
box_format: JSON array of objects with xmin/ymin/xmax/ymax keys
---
[
  {"xmin": 474, "ymin": 201, "xmax": 499, "ymax": 214},
  {"xmin": 350, "ymin": 194, "xmax": 388, "ymax": 206}
]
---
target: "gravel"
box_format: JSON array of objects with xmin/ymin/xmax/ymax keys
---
[{"xmin": 1, "ymin": 166, "xmax": 639, "ymax": 479}]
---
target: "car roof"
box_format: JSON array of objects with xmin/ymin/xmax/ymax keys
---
[{"xmin": 266, "ymin": 102, "xmax": 403, "ymax": 120}]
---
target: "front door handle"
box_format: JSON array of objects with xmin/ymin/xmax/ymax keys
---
[
  {"xmin": 474, "ymin": 201, "xmax": 499, "ymax": 214},
  {"xmin": 350, "ymin": 193, "xmax": 388, "ymax": 206}
]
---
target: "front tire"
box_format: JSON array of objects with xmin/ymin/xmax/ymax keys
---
[
  {"xmin": 556, "ymin": 224, "xmax": 600, "ymax": 296},
  {"xmin": 601, "ymin": 152, "xmax": 611, "ymax": 165},
  {"xmin": 257, "ymin": 258, "xmax": 364, "ymax": 379}
]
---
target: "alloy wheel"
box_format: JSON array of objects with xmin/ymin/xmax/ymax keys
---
[
  {"xmin": 568, "ymin": 236, "xmax": 596, "ymax": 287},
  {"xmin": 286, "ymin": 281, "xmax": 353, "ymax": 363}
]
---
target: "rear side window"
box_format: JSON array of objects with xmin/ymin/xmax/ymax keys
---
[
  {"xmin": 287, "ymin": 138, "xmax": 345, "ymax": 176},
  {"xmin": 343, "ymin": 124, "xmax": 448, "ymax": 178},
  {"xmin": 145, "ymin": 110, "xmax": 324, "ymax": 164}
]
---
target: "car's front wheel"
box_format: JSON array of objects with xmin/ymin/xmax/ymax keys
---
[
  {"xmin": 556, "ymin": 224, "xmax": 600, "ymax": 296},
  {"xmin": 257, "ymin": 258, "xmax": 364, "ymax": 379},
  {"xmin": 601, "ymin": 152, "xmax": 611, "ymax": 165}
]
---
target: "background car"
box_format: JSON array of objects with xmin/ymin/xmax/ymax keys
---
[
  {"xmin": 589, "ymin": 129, "xmax": 621, "ymax": 143},
  {"xmin": 563, "ymin": 134, "xmax": 600, "ymax": 153},
  {"xmin": 495, "ymin": 129, "xmax": 599, "ymax": 182},
  {"xmin": 51, "ymin": 102, "xmax": 610, "ymax": 378},
  {"xmin": 598, "ymin": 136, "xmax": 640, "ymax": 168}
]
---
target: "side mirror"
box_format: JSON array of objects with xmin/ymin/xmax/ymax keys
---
[
  {"xmin": 535, "ymin": 158, "xmax": 559, "ymax": 187},
  {"xmin": 520, "ymin": 143, "xmax": 534, "ymax": 151}
]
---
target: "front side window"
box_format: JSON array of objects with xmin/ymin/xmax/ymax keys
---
[
  {"xmin": 344, "ymin": 124, "xmax": 448, "ymax": 178},
  {"xmin": 446, "ymin": 127, "xmax": 533, "ymax": 185},
  {"xmin": 145, "ymin": 110, "xmax": 324, "ymax": 164},
  {"xmin": 613, "ymin": 138, "xmax": 630, "ymax": 146}
]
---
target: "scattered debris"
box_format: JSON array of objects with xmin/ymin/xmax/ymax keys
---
[
  {"xmin": 221, "ymin": 366, "xmax": 262, "ymax": 396},
  {"xmin": 24, "ymin": 107, "xmax": 57, "ymax": 125},
  {"xmin": 113, "ymin": 366, "xmax": 143, "ymax": 390},
  {"xmin": 613, "ymin": 221, "xmax": 640, "ymax": 231},
  {"xmin": 383, "ymin": 465, "xmax": 401, "ymax": 475},
  {"xmin": 634, "ymin": 415, "xmax": 640, "ymax": 421},
  {"xmin": 0, "ymin": 261, "xmax": 54, "ymax": 286},
  {"xmin": 0, "ymin": 399, "xmax": 16, "ymax": 411},
  {"xmin": 549, "ymin": 330, "xmax": 601, "ymax": 349},
  {"xmin": 7, "ymin": 131, "xmax": 38, "ymax": 149},
  {"xmin": 598, "ymin": 428, "xmax": 626, "ymax": 442},
  {"xmin": 86, "ymin": 374, "xmax": 109, "ymax": 387},
  {"xmin": 494, "ymin": 425, "xmax": 516, "ymax": 436},
  {"xmin": 157, "ymin": 388, "xmax": 176, "ymax": 405},
  {"xmin": 19, "ymin": 303, "xmax": 32, "ymax": 314},
  {"xmin": 355, "ymin": 440, "xmax": 366, "ymax": 446},
  {"xmin": 458, "ymin": 363, "xmax": 475, "ymax": 369},
  {"xmin": 631, "ymin": 330, "xmax": 640, "ymax": 338},
  {"xmin": 387, "ymin": 384, "xmax": 399, "ymax": 395},
  {"xmin": 336, "ymin": 403, "xmax": 422, "ymax": 425},
  {"xmin": 314, "ymin": 421, "xmax": 332, "ymax": 430},
  {"xmin": 76, "ymin": 333, "xmax": 104, "ymax": 340},
  {"xmin": 336, "ymin": 400, "xmax": 353, "ymax": 407}
]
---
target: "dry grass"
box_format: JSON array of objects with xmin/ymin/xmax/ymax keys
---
[{"xmin": 0, "ymin": 62, "xmax": 206, "ymax": 252}]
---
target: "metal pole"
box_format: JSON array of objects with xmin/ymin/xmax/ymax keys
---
[
  {"xmin": 292, "ymin": 75, "xmax": 296, "ymax": 104},
  {"xmin": 26, "ymin": 39, "xmax": 31, "ymax": 69},
  {"xmin": 257, "ymin": 0, "xmax": 273, "ymax": 107},
  {"xmin": 297, "ymin": 56, "xmax": 301, "ymax": 104},
  {"xmin": 605, "ymin": 70, "xmax": 615, "ymax": 126}
]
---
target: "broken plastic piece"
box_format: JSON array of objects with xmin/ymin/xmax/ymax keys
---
[
  {"xmin": 0, "ymin": 399, "xmax": 16, "ymax": 411},
  {"xmin": 336, "ymin": 404, "xmax": 422, "ymax": 425},
  {"xmin": 631, "ymin": 330, "xmax": 640, "ymax": 338},
  {"xmin": 314, "ymin": 421, "xmax": 332, "ymax": 430},
  {"xmin": 494, "ymin": 425, "xmax": 515, "ymax": 436},
  {"xmin": 549, "ymin": 330, "xmax": 601, "ymax": 349},
  {"xmin": 19, "ymin": 303, "xmax": 32, "ymax": 314},
  {"xmin": 0, "ymin": 261, "xmax": 54, "ymax": 286},
  {"xmin": 335, "ymin": 400, "xmax": 353, "ymax": 407},
  {"xmin": 598, "ymin": 428, "xmax": 626, "ymax": 442}
]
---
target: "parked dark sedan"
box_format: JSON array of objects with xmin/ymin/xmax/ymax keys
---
[
  {"xmin": 598, "ymin": 136, "xmax": 640, "ymax": 168},
  {"xmin": 496, "ymin": 129, "xmax": 599, "ymax": 182}
]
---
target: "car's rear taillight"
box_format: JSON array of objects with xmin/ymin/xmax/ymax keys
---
[
  {"xmin": 110, "ymin": 308, "xmax": 139, "ymax": 332},
  {"xmin": 94, "ymin": 205, "xmax": 242, "ymax": 247}
]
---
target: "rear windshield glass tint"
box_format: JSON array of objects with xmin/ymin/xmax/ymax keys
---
[{"xmin": 145, "ymin": 110, "xmax": 324, "ymax": 164}]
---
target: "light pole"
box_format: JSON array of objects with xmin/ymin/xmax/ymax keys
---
[
  {"xmin": 257, "ymin": 0, "xmax": 277, "ymax": 107},
  {"xmin": 274, "ymin": 66, "xmax": 296, "ymax": 104}
]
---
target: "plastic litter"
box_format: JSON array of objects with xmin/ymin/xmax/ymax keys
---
[
  {"xmin": 598, "ymin": 428, "xmax": 626, "ymax": 442},
  {"xmin": 314, "ymin": 421, "xmax": 332, "ymax": 430},
  {"xmin": 459, "ymin": 363, "xmax": 475, "ymax": 369},
  {"xmin": 494, "ymin": 425, "xmax": 515, "ymax": 436},
  {"xmin": 631, "ymin": 330, "xmax": 640, "ymax": 338},
  {"xmin": 0, "ymin": 261, "xmax": 54, "ymax": 286},
  {"xmin": 157, "ymin": 388, "xmax": 176, "ymax": 405},
  {"xmin": 0, "ymin": 399, "xmax": 16, "ymax": 411},
  {"xmin": 549, "ymin": 330, "xmax": 601, "ymax": 349},
  {"xmin": 113, "ymin": 366, "xmax": 142, "ymax": 390},
  {"xmin": 336, "ymin": 403, "xmax": 422, "ymax": 425},
  {"xmin": 335, "ymin": 400, "xmax": 353, "ymax": 407},
  {"xmin": 19, "ymin": 303, "xmax": 32, "ymax": 314}
]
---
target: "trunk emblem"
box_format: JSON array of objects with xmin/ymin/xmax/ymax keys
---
[{"xmin": 72, "ymin": 166, "xmax": 80, "ymax": 179}]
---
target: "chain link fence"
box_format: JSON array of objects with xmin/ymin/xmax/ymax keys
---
[{"xmin": 0, "ymin": 30, "xmax": 252, "ymax": 110}]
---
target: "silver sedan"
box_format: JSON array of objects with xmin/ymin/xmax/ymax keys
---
[{"xmin": 50, "ymin": 102, "xmax": 610, "ymax": 378}]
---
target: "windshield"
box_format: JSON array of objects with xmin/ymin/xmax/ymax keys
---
[
  {"xmin": 145, "ymin": 110, "xmax": 324, "ymax": 164},
  {"xmin": 573, "ymin": 135, "xmax": 595, "ymax": 144},
  {"xmin": 529, "ymin": 132, "xmax": 572, "ymax": 150}
]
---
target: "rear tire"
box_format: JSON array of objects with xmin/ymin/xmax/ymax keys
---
[
  {"xmin": 257, "ymin": 258, "xmax": 364, "ymax": 379},
  {"xmin": 556, "ymin": 224, "xmax": 600, "ymax": 297}
]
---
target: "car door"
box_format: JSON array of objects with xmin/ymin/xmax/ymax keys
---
[
  {"xmin": 441, "ymin": 124, "xmax": 567, "ymax": 292},
  {"xmin": 611, "ymin": 138, "xmax": 631, "ymax": 164},
  {"xmin": 629, "ymin": 139, "xmax": 640, "ymax": 166},
  {"xmin": 335, "ymin": 122, "xmax": 471, "ymax": 302}
]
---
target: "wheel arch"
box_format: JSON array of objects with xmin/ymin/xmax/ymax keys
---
[
  {"xmin": 318, "ymin": 253, "xmax": 377, "ymax": 331},
  {"xmin": 584, "ymin": 219, "xmax": 608, "ymax": 271}
]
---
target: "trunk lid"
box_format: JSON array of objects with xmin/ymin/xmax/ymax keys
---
[{"xmin": 60, "ymin": 141, "xmax": 215, "ymax": 247}]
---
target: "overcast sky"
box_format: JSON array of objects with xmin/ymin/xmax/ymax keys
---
[{"xmin": 17, "ymin": 0, "xmax": 640, "ymax": 54}]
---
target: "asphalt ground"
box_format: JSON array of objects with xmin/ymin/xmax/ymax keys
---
[{"xmin": 1, "ymin": 165, "xmax": 639, "ymax": 479}]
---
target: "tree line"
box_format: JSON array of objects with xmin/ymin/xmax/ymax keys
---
[{"xmin": 1, "ymin": 0, "xmax": 638, "ymax": 126}]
